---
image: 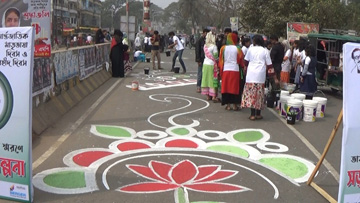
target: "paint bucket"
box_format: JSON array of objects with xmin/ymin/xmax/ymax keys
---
[
  {"xmin": 174, "ymin": 66, "xmax": 180, "ymax": 73},
  {"xmin": 166, "ymin": 50, "xmax": 171, "ymax": 57},
  {"xmin": 278, "ymin": 95, "xmax": 291, "ymax": 117},
  {"xmin": 131, "ymin": 80, "xmax": 139, "ymax": 91},
  {"xmin": 144, "ymin": 67, "xmax": 150, "ymax": 75},
  {"xmin": 280, "ymin": 90, "xmax": 290, "ymax": 97},
  {"xmin": 286, "ymin": 99, "xmax": 303, "ymax": 122},
  {"xmin": 312, "ymin": 97, "xmax": 328, "ymax": 118},
  {"xmin": 146, "ymin": 57, "xmax": 151, "ymax": 62},
  {"xmin": 291, "ymin": 93, "xmax": 306, "ymax": 101},
  {"xmin": 303, "ymin": 100, "xmax": 318, "ymax": 122},
  {"xmin": 266, "ymin": 95, "xmax": 275, "ymax": 108},
  {"xmin": 277, "ymin": 92, "xmax": 289, "ymax": 112}
]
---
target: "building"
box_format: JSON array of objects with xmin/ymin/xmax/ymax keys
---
[{"xmin": 52, "ymin": 0, "xmax": 101, "ymax": 38}]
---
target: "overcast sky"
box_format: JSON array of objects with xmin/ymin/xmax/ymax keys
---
[{"xmin": 136, "ymin": 0, "xmax": 177, "ymax": 9}]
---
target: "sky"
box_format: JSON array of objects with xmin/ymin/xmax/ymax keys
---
[{"xmin": 136, "ymin": 0, "xmax": 177, "ymax": 9}]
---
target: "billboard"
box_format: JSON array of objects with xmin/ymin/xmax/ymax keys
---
[
  {"xmin": 0, "ymin": 26, "xmax": 34, "ymax": 203},
  {"xmin": 0, "ymin": 0, "xmax": 51, "ymax": 57},
  {"xmin": 338, "ymin": 42, "xmax": 360, "ymax": 202},
  {"xmin": 287, "ymin": 22, "xmax": 319, "ymax": 42}
]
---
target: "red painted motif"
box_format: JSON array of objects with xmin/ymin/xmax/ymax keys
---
[
  {"xmin": 119, "ymin": 160, "xmax": 244, "ymax": 193},
  {"xmin": 73, "ymin": 151, "xmax": 113, "ymax": 167},
  {"xmin": 164, "ymin": 139, "xmax": 198, "ymax": 148},
  {"xmin": 117, "ymin": 142, "xmax": 151, "ymax": 151}
]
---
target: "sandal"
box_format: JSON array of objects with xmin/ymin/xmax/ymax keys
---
[
  {"xmin": 249, "ymin": 116, "xmax": 256, "ymax": 121},
  {"xmin": 212, "ymin": 98, "xmax": 221, "ymax": 103},
  {"xmin": 225, "ymin": 106, "xmax": 231, "ymax": 111},
  {"xmin": 233, "ymin": 105, "xmax": 240, "ymax": 111}
]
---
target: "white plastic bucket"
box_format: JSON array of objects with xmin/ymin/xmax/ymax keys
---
[
  {"xmin": 312, "ymin": 97, "xmax": 328, "ymax": 118},
  {"xmin": 278, "ymin": 95, "xmax": 292, "ymax": 117},
  {"xmin": 287, "ymin": 99, "xmax": 303, "ymax": 122},
  {"xmin": 291, "ymin": 93, "xmax": 306, "ymax": 101},
  {"xmin": 281, "ymin": 90, "xmax": 290, "ymax": 97},
  {"xmin": 303, "ymin": 100, "xmax": 318, "ymax": 122}
]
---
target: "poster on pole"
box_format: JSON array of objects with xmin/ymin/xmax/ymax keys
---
[
  {"xmin": 338, "ymin": 42, "xmax": 360, "ymax": 203},
  {"xmin": 0, "ymin": 0, "xmax": 51, "ymax": 57},
  {"xmin": 230, "ymin": 17, "xmax": 238, "ymax": 32},
  {"xmin": 121, "ymin": 16, "xmax": 136, "ymax": 41},
  {"xmin": 0, "ymin": 27, "xmax": 34, "ymax": 203},
  {"xmin": 287, "ymin": 22, "xmax": 319, "ymax": 43}
]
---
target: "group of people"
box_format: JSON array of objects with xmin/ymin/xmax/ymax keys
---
[{"xmin": 196, "ymin": 28, "xmax": 318, "ymax": 120}]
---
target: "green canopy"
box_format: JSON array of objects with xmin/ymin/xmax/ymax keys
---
[{"xmin": 308, "ymin": 33, "xmax": 360, "ymax": 42}]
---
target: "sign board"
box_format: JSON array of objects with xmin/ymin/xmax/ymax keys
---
[
  {"xmin": 0, "ymin": 27, "xmax": 34, "ymax": 203},
  {"xmin": 287, "ymin": 22, "xmax": 319, "ymax": 42},
  {"xmin": 230, "ymin": 17, "xmax": 238, "ymax": 32},
  {"xmin": 121, "ymin": 16, "xmax": 136, "ymax": 41},
  {"xmin": 338, "ymin": 42, "xmax": 360, "ymax": 202},
  {"xmin": 0, "ymin": 0, "xmax": 51, "ymax": 57}
]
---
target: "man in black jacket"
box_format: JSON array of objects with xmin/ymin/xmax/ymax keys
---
[
  {"xmin": 195, "ymin": 28, "xmax": 209, "ymax": 93},
  {"xmin": 269, "ymin": 35, "xmax": 283, "ymax": 103},
  {"xmin": 270, "ymin": 35, "xmax": 284, "ymax": 80}
]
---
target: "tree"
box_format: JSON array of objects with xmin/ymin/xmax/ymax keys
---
[{"xmin": 178, "ymin": 0, "xmax": 205, "ymax": 33}]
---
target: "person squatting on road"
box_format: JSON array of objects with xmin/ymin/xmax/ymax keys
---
[{"xmin": 168, "ymin": 31, "xmax": 187, "ymax": 74}]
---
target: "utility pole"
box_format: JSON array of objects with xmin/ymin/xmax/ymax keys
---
[{"xmin": 126, "ymin": 0, "xmax": 129, "ymax": 38}]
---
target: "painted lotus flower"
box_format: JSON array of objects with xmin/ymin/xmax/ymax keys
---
[{"xmin": 119, "ymin": 160, "xmax": 250, "ymax": 202}]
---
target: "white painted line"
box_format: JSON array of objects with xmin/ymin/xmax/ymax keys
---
[
  {"xmin": 32, "ymin": 63, "xmax": 139, "ymax": 170},
  {"xmin": 268, "ymin": 108, "xmax": 340, "ymax": 182}
]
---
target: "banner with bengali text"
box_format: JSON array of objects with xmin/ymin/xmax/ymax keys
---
[
  {"xmin": 0, "ymin": 27, "xmax": 34, "ymax": 203},
  {"xmin": 0, "ymin": 0, "xmax": 51, "ymax": 57},
  {"xmin": 338, "ymin": 42, "xmax": 360, "ymax": 203},
  {"xmin": 287, "ymin": 22, "xmax": 319, "ymax": 42}
]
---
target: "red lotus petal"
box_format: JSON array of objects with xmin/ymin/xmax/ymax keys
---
[
  {"xmin": 127, "ymin": 165, "xmax": 165, "ymax": 182},
  {"xmin": 117, "ymin": 142, "xmax": 151, "ymax": 151},
  {"xmin": 184, "ymin": 182, "xmax": 245, "ymax": 193},
  {"xmin": 119, "ymin": 182, "xmax": 179, "ymax": 192},
  {"xmin": 73, "ymin": 151, "xmax": 113, "ymax": 167},
  {"xmin": 197, "ymin": 170, "xmax": 237, "ymax": 182},
  {"xmin": 194, "ymin": 166, "xmax": 220, "ymax": 181},
  {"xmin": 150, "ymin": 161, "xmax": 173, "ymax": 182},
  {"xmin": 170, "ymin": 160, "xmax": 198, "ymax": 184},
  {"xmin": 165, "ymin": 139, "xmax": 198, "ymax": 148}
]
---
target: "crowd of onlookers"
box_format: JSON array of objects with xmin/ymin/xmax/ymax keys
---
[{"xmin": 194, "ymin": 28, "xmax": 317, "ymax": 121}]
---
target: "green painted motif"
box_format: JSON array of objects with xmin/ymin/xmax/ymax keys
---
[
  {"xmin": 259, "ymin": 158, "xmax": 308, "ymax": 179},
  {"xmin": 191, "ymin": 202, "xmax": 221, "ymax": 203},
  {"xmin": 96, "ymin": 126, "xmax": 131, "ymax": 137},
  {"xmin": 177, "ymin": 188, "xmax": 187, "ymax": 203},
  {"xmin": 172, "ymin": 128, "xmax": 190, "ymax": 135},
  {"xmin": 233, "ymin": 131, "xmax": 263, "ymax": 142},
  {"xmin": 44, "ymin": 171, "xmax": 86, "ymax": 189},
  {"xmin": 207, "ymin": 145, "xmax": 249, "ymax": 158}
]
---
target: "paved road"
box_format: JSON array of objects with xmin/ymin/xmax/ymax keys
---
[{"xmin": 28, "ymin": 48, "xmax": 342, "ymax": 203}]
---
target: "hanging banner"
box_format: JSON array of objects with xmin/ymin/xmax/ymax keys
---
[
  {"xmin": 0, "ymin": 0, "xmax": 51, "ymax": 57},
  {"xmin": 32, "ymin": 57, "xmax": 51, "ymax": 96},
  {"xmin": 287, "ymin": 22, "xmax": 319, "ymax": 42},
  {"xmin": 338, "ymin": 42, "xmax": 360, "ymax": 203},
  {"xmin": 0, "ymin": 27, "xmax": 34, "ymax": 203},
  {"xmin": 53, "ymin": 50, "xmax": 79, "ymax": 84},
  {"xmin": 79, "ymin": 47, "xmax": 97, "ymax": 80}
]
